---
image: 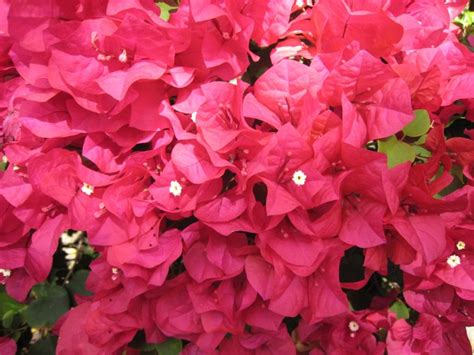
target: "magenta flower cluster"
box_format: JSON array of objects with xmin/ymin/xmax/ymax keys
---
[{"xmin": 1, "ymin": 0, "xmax": 474, "ymax": 354}]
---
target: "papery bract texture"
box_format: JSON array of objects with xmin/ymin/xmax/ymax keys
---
[{"xmin": 0, "ymin": 0, "xmax": 473, "ymax": 353}]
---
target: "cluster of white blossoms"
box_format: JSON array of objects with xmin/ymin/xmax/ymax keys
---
[{"xmin": 446, "ymin": 241, "xmax": 466, "ymax": 268}]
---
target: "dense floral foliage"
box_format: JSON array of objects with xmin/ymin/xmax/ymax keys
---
[{"xmin": 1, "ymin": 0, "xmax": 474, "ymax": 354}]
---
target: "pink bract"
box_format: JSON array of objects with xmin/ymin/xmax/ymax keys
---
[{"xmin": 0, "ymin": 0, "xmax": 474, "ymax": 353}]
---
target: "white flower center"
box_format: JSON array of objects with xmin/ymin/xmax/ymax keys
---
[
  {"xmin": 447, "ymin": 254, "xmax": 461, "ymax": 268},
  {"xmin": 292, "ymin": 170, "xmax": 307, "ymax": 186},
  {"xmin": 112, "ymin": 267, "xmax": 119, "ymax": 274},
  {"xmin": 348, "ymin": 320, "xmax": 359, "ymax": 332},
  {"xmin": 118, "ymin": 49, "xmax": 128, "ymax": 63},
  {"xmin": 191, "ymin": 112, "xmax": 197, "ymax": 123},
  {"xmin": 0, "ymin": 269, "xmax": 11, "ymax": 278},
  {"xmin": 81, "ymin": 182, "xmax": 94, "ymax": 196},
  {"xmin": 456, "ymin": 241, "xmax": 466, "ymax": 251},
  {"xmin": 169, "ymin": 180, "xmax": 183, "ymax": 197}
]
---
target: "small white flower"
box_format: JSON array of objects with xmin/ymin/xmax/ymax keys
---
[
  {"xmin": 169, "ymin": 180, "xmax": 183, "ymax": 197},
  {"xmin": 0, "ymin": 269, "xmax": 11, "ymax": 278},
  {"xmin": 292, "ymin": 170, "xmax": 307, "ymax": 186},
  {"xmin": 118, "ymin": 49, "xmax": 128, "ymax": 63},
  {"xmin": 191, "ymin": 112, "xmax": 197, "ymax": 123},
  {"xmin": 81, "ymin": 182, "xmax": 94, "ymax": 196},
  {"xmin": 61, "ymin": 231, "xmax": 82, "ymax": 245},
  {"xmin": 97, "ymin": 53, "xmax": 110, "ymax": 61},
  {"xmin": 388, "ymin": 281, "xmax": 400, "ymax": 289},
  {"xmin": 30, "ymin": 327, "xmax": 42, "ymax": 344},
  {"xmin": 229, "ymin": 78, "xmax": 238, "ymax": 85},
  {"xmin": 295, "ymin": 0, "xmax": 313, "ymax": 7},
  {"xmin": 62, "ymin": 247, "xmax": 78, "ymax": 261},
  {"xmin": 447, "ymin": 254, "xmax": 461, "ymax": 268},
  {"xmin": 456, "ymin": 241, "xmax": 466, "ymax": 251},
  {"xmin": 1, "ymin": 155, "xmax": 7, "ymax": 164},
  {"xmin": 275, "ymin": 45, "xmax": 303, "ymax": 54},
  {"xmin": 348, "ymin": 320, "xmax": 360, "ymax": 332}
]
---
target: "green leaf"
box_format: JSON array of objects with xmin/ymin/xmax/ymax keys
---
[
  {"xmin": 30, "ymin": 283, "xmax": 49, "ymax": 298},
  {"xmin": 156, "ymin": 339, "xmax": 182, "ymax": 355},
  {"xmin": 143, "ymin": 339, "xmax": 183, "ymax": 355},
  {"xmin": 390, "ymin": 300, "xmax": 410, "ymax": 320},
  {"xmin": 82, "ymin": 245, "xmax": 96, "ymax": 257},
  {"xmin": 403, "ymin": 109, "xmax": 431, "ymax": 137},
  {"xmin": 455, "ymin": 10, "xmax": 474, "ymax": 28},
  {"xmin": 156, "ymin": 2, "xmax": 177, "ymax": 21},
  {"xmin": 2, "ymin": 310, "xmax": 15, "ymax": 328},
  {"xmin": 24, "ymin": 284, "xmax": 70, "ymax": 327},
  {"xmin": 66, "ymin": 270, "xmax": 92, "ymax": 296},
  {"xmin": 438, "ymin": 167, "xmax": 465, "ymax": 197},
  {"xmin": 462, "ymin": 11, "xmax": 474, "ymax": 27},
  {"xmin": 29, "ymin": 336, "xmax": 58, "ymax": 355},
  {"xmin": 378, "ymin": 136, "xmax": 416, "ymax": 168},
  {"xmin": 414, "ymin": 134, "xmax": 427, "ymax": 145},
  {"xmin": 0, "ymin": 288, "xmax": 24, "ymax": 315},
  {"xmin": 413, "ymin": 145, "xmax": 432, "ymax": 158}
]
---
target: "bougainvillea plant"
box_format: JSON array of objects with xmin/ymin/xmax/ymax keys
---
[{"xmin": 1, "ymin": 0, "xmax": 474, "ymax": 354}]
